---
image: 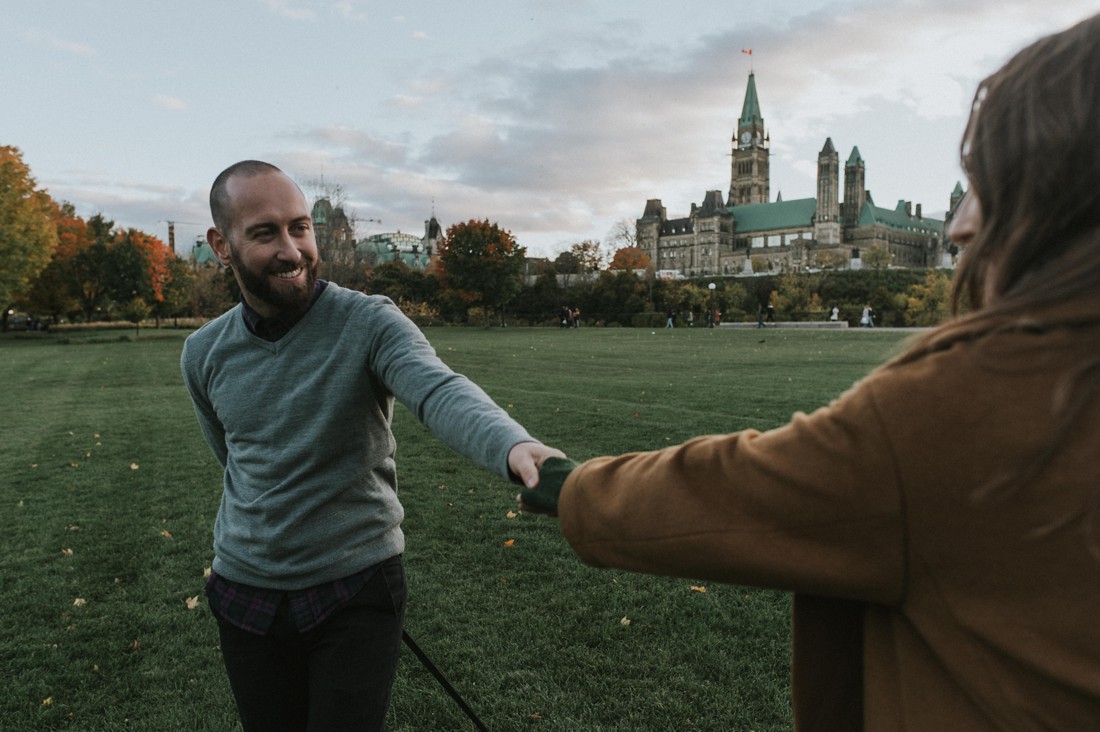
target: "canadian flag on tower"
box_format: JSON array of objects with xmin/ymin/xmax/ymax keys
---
[{"xmin": 741, "ymin": 48, "xmax": 752, "ymax": 55}]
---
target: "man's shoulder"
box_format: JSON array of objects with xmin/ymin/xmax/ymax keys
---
[
  {"xmin": 318, "ymin": 283, "xmax": 402, "ymax": 321},
  {"xmin": 182, "ymin": 307, "xmax": 241, "ymax": 357}
]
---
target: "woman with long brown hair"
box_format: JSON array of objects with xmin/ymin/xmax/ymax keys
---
[{"xmin": 524, "ymin": 13, "xmax": 1100, "ymax": 729}]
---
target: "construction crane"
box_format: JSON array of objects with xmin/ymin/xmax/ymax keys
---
[{"xmin": 159, "ymin": 220, "xmax": 203, "ymax": 254}]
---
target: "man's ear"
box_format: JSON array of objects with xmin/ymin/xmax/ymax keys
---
[{"xmin": 207, "ymin": 227, "xmax": 233, "ymax": 267}]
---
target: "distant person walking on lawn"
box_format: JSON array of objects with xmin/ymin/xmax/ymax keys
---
[
  {"xmin": 860, "ymin": 304, "xmax": 874, "ymax": 327},
  {"xmin": 181, "ymin": 160, "xmax": 563, "ymax": 732},
  {"xmin": 521, "ymin": 14, "xmax": 1100, "ymax": 729}
]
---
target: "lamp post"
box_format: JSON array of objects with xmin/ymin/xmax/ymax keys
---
[{"xmin": 708, "ymin": 282, "xmax": 716, "ymax": 328}]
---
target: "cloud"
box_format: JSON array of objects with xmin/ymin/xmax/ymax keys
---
[
  {"xmin": 333, "ymin": 1, "xmax": 367, "ymax": 21},
  {"xmin": 154, "ymin": 95, "xmax": 188, "ymax": 112},
  {"xmin": 260, "ymin": 0, "xmax": 316, "ymax": 21},
  {"xmin": 22, "ymin": 29, "xmax": 96, "ymax": 57}
]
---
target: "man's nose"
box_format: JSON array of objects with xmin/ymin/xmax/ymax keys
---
[{"xmin": 274, "ymin": 229, "xmax": 302, "ymax": 259}]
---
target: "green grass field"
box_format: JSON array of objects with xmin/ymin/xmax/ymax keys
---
[{"xmin": 0, "ymin": 326, "xmax": 912, "ymax": 731}]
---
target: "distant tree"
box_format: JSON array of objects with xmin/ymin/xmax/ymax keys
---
[
  {"xmin": 512, "ymin": 271, "xmax": 563, "ymax": 324},
  {"xmin": 189, "ymin": 265, "xmax": 235, "ymax": 318},
  {"xmin": 813, "ymin": 249, "xmax": 848, "ymax": 270},
  {"xmin": 553, "ymin": 250, "xmax": 580, "ymax": 275},
  {"xmin": 25, "ymin": 202, "xmax": 87, "ymax": 323},
  {"xmin": 368, "ymin": 260, "xmax": 424, "ymax": 304},
  {"xmin": 104, "ymin": 234, "xmax": 154, "ymax": 307},
  {"xmin": 0, "ymin": 146, "xmax": 59, "ymax": 330},
  {"xmin": 118, "ymin": 228, "xmax": 174, "ymax": 307},
  {"xmin": 570, "ymin": 239, "xmax": 604, "ymax": 275},
  {"xmin": 606, "ymin": 217, "xmax": 638, "ymax": 250},
  {"xmin": 904, "ymin": 269, "xmax": 953, "ymax": 326},
  {"xmin": 609, "ymin": 246, "xmax": 650, "ymax": 271},
  {"xmin": 437, "ymin": 219, "xmax": 526, "ymax": 325},
  {"xmin": 158, "ymin": 258, "xmax": 195, "ymax": 326},
  {"xmin": 120, "ymin": 295, "xmax": 151, "ymax": 335},
  {"xmin": 588, "ymin": 269, "xmax": 650, "ymax": 326},
  {"xmin": 864, "ymin": 244, "xmax": 893, "ymax": 270},
  {"xmin": 70, "ymin": 215, "xmax": 116, "ymax": 320}
]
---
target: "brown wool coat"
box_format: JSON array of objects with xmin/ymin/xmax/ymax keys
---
[{"xmin": 558, "ymin": 308, "xmax": 1100, "ymax": 730}]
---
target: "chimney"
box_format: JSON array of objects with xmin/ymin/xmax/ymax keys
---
[{"xmin": 916, "ymin": 203, "xmax": 922, "ymax": 219}]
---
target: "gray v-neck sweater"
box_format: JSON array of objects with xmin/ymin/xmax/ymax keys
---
[{"xmin": 181, "ymin": 283, "xmax": 535, "ymax": 589}]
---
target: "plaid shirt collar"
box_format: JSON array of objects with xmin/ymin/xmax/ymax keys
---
[{"xmin": 240, "ymin": 279, "xmax": 328, "ymax": 342}]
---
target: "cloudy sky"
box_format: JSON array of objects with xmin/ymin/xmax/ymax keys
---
[{"xmin": 2, "ymin": 0, "xmax": 1096, "ymax": 259}]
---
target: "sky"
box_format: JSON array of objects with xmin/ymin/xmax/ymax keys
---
[{"xmin": 3, "ymin": 0, "xmax": 1097, "ymax": 260}]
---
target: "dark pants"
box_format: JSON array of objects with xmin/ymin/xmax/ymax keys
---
[{"xmin": 215, "ymin": 555, "xmax": 407, "ymax": 732}]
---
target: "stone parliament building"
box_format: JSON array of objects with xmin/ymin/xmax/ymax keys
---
[{"xmin": 637, "ymin": 72, "xmax": 959, "ymax": 277}]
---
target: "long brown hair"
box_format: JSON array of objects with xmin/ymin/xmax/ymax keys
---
[
  {"xmin": 895, "ymin": 12, "xmax": 1100, "ymax": 364},
  {"xmin": 890, "ymin": 14, "xmax": 1100, "ymax": 550}
]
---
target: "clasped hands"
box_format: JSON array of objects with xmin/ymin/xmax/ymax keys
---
[{"xmin": 506, "ymin": 442, "xmax": 576, "ymax": 517}]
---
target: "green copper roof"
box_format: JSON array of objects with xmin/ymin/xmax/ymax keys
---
[
  {"xmin": 739, "ymin": 72, "xmax": 764, "ymax": 128},
  {"xmin": 729, "ymin": 197, "xmax": 817, "ymax": 233},
  {"xmin": 190, "ymin": 241, "xmax": 220, "ymax": 266},
  {"xmin": 858, "ymin": 200, "xmax": 943, "ymax": 234},
  {"xmin": 311, "ymin": 198, "xmax": 333, "ymax": 225},
  {"xmin": 846, "ymin": 146, "xmax": 863, "ymax": 165}
]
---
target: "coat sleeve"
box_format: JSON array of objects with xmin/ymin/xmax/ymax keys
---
[{"xmin": 557, "ymin": 377, "xmax": 906, "ymax": 605}]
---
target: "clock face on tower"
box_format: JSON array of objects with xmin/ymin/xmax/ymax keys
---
[{"xmin": 740, "ymin": 131, "xmax": 752, "ymax": 143}]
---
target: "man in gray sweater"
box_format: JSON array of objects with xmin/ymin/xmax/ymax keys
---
[{"xmin": 181, "ymin": 160, "xmax": 563, "ymax": 731}]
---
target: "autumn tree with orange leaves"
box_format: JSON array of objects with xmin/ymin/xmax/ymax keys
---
[
  {"xmin": 609, "ymin": 246, "xmax": 651, "ymax": 271},
  {"xmin": 27, "ymin": 209, "xmax": 179, "ymax": 323},
  {"xmin": 437, "ymin": 219, "xmax": 526, "ymax": 326}
]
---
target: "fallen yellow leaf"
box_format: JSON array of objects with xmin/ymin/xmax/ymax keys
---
[
  {"xmin": 690, "ymin": 585, "xmax": 707, "ymax": 593},
  {"xmin": 62, "ymin": 548, "xmax": 73, "ymax": 557},
  {"xmin": 72, "ymin": 598, "xmax": 86, "ymax": 607},
  {"xmin": 130, "ymin": 463, "xmax": 139, "ymax": 470},
  {"xmin": 161, "ymin": 530, "xmax": 173, "ymax": 539},
  {"xmin": 503, "ymin": 539, "xmax": 515, "ymax": 547},
  {"xmin": 506, "ymin": 510, "xmax": 517, "ymax": 519},
  {"xmin": 203, "ymin": 567, "xmax": 212, "ymax": 577},
  {"xmin": 620, "ymin": 617, "xmax": 631, "ymax": 626},
  {"xmin": 185, "ymin": 596, "xmax": 201, "ymax": 610},
  {"xmin": 42, "ymin": 697, "xmax": 53, "ymax": 706}
]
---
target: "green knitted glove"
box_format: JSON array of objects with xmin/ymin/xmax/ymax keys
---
[{"xmin": 519, "ymin": 457, "xmax": 579, "ymax": 515}]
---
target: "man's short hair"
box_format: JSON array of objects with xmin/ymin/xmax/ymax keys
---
[{"xmin": 209, "ymin": 160, "xmax": 284, "ymax": 234}]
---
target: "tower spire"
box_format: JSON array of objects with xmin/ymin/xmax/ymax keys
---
[
  {"xmin": 729, "ymin": 71, "xmax": 770, "ymax": 205},
  {"xmin": 739, "ymin": 72, "xmax": 764, "ymax": 131}
]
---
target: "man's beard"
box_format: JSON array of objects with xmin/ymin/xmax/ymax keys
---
[{"xmin": 230, "ymin": 249, "xmax": 320, "ymax": 316}]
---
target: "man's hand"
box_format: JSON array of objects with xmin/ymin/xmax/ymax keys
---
[
  {"xmin": 517, "ymin": 457, "xmax": 578, "ymax": 516},
  {"xmin": 508, "ymin": 442, "xmax": 566, "ymax": 489}
]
